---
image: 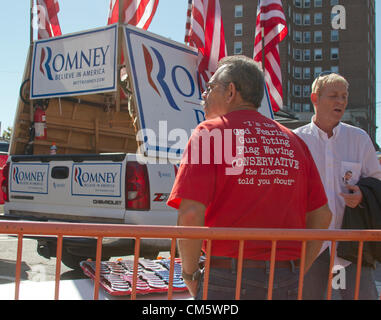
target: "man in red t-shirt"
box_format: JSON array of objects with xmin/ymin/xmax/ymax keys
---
[{"xmin": 167, "ymin": 55, "xmax": 331, "ymax": 299}]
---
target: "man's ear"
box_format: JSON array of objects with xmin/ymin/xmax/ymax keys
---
[
  {"xmin": 311, "ymin": 92, "xmax": 318, "ymax": 106},
  {"xmin": 226, "ymin": 82, "xmax": 236, "ymax": 104}
]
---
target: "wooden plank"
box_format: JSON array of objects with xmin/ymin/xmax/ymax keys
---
[{"xmin": 95, "ymin": 118, "xmax": 99, "ymax": 153}]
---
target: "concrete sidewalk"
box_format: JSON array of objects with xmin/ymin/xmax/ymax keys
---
[{"xmin": 0, "ymin": 278, "xmax": 192, "ymax": 300}]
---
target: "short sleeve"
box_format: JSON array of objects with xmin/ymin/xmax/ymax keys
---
[{"xmin": 167, "ymin": 126, "xmax": 216, "ymax": 209}]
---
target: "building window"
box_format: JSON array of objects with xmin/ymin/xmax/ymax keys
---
[
  {"xmin": 314, "ymin": 13, "xmax": 323, "ymax": 24},
  {"xmin": 331, "ymin": 30, "xmax": 339, "ymax": 41},
  {"xmin": 314, "ymin": 0, "xmax": 322, "ymax": 7},
  {"xmin": 294, "ymin": 67, "xmax": 302, "ymax": 79},
  {"xmin": 314, "ymin": 48, "xmax": 323, "ymax": 61},
  {"xmin": 303, "ymin": 67, "xmax": 311, "ymax": 79},
  {"xmin": 331, "ymin": 48, "xmax": 339, "ymax": 60},
  {"xmin": 303, "ymin": 32, "xmax": 311, "ymax": 43},
  {"xmin": 314, "ymin": 30, "xmax": 323, "ymax": 43},
  {"xmin": 294, "ymin": 0, "xmax": 302, "ymax": 8},
  {"xmin": 294, "ymin": 103, "xmax": 301, "ymax": 112},
  {"xmin": 303, "ymin": 14, "xmax": 311, "ymax": 25},
  {"xmin": 293, "ymin": 85, "xmax": 301, "ymax": 97},
  {"xmin": 234, "ymin": 23, "xmax": 243, "ymax": 36},
  {"xmin": 331, "ymin": 66, "xmax": 339, "ymax": 73},
  {"xmin": 303, "ymin": 49, "xmax": 311, "ymax": 61},
  {"xmin": 314, "ymin": 66, "xmax": 322, "ymax": 78},
  {"xmin": 303, "ymin": 0, "xmax": 311, "ymax": 8},
  {"xmin": 235, "ymin": 5, "xmax": 243, "ymax": 18},
  {"xmin": 234, "ymin": 42, "xmax": 242, "ymax": 54},
  {"xmin": 294, "ymin": 31, "xmax": 302, "ymax": 43},
  {"xmin": 303, "ymin": 85, "xmax": 311, "ymax": 97},
  {"xmin": 294, "ymin": 48, "xmax": 302, "ymax": 61},
  {"xmin": 303, "ymin": 103, "xmax": 311, "ymax": 112},
  {"xmin": 294, "ymin": 13, "xmax": 302, "ymax": 25},
  {"xmin": 330, "ymin": 0, "xmax": 339, "ymax": 5}
]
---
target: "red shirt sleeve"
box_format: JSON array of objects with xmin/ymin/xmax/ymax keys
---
[{"xmin": 167, "ymin": 125, "xmax": 216, "ymax": 209}]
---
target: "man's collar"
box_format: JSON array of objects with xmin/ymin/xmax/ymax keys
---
[{"xmin": 310, "ymin": 116, "xmax": 342, "ymax": 140}]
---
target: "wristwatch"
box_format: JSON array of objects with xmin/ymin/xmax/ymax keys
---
[{"xmin": 181, "ymin": 268, "xmax": 202, "ymax": 281}]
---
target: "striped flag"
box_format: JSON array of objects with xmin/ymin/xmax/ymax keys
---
[
  {"xmin": 107, "ymin": 0, "xmax": 159, "ymax": 29},
  {"xmin": 108, "ymin": 0, "xmax": 159, "ymax": 99},
  {"xmin": 253, "ymin": 0, "xmax": 288, "ymax": 112},
  {"xmin": 36, "ymin": 0, "xmax": 62, "ymax": 39},
  {"xmin": 185, "ymin": 0, "xmax": 227, "ymax": 91}
]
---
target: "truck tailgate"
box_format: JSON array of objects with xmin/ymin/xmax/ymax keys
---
[{"xmin": 6, "ymin": 154, "xmax": 126, "ymax": 222}]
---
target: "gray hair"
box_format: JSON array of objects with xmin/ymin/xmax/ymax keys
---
[{"xmin": 216, "ymin": 55, "xmax": 264, "ymax": 108}]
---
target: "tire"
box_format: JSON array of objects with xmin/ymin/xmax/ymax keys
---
[
  {"xmin": 19, "ymin": 79, "xmax": 30, "ymax": 105},
  {"xmin": 61, "ymin": 249, "xmax": 89, "ymax": 270}
]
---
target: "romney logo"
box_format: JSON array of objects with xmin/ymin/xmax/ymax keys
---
[
  {"xmin": 74, "ymin": 167, "xmax": 118, "ymax": 187},
  {"xmin": 12, "ymin": 167, "xmax": 46, "ymax": 184},
  {"xmin": 39, "ymin": 45, "xmax": 111, "ymax": 81},
  {"xmin": 142, "ymin": 44, "xmax": 200, "ymax": 112}
]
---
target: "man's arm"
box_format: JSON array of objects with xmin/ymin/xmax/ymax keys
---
[
  {"xmin": 304, "ymin": 204, "xmax": 332, "ymax": 274},
  {"xmin": 177, "ymin": 198, "xmax": 206, "ymax": 297}
]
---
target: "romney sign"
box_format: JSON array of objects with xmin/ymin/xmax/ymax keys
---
[{"xmin": 30, "ymin": 24, "xmax": 118, "ymax": 99}]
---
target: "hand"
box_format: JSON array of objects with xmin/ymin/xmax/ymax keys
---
[
  {"xmin": 339, "ymin": 184, "xmax": 363, "ymax": 208},
  {"xmin": 184, "ymin": 279, "xmax": 200, "ymax": 298}
]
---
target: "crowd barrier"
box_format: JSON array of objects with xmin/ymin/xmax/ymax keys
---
[{"xmin": 0, "ymin": 220, "xmax": 380, "ymax": 300}]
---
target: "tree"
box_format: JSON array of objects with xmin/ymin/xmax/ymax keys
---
[{"xmin": 1, "ymin": 127, "xmax": 12, "ymax": 141}]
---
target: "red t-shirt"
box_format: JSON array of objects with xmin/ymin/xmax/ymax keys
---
[{"xmin": 167, "ymin": 110, "xmax": 327, "ymax": 261}]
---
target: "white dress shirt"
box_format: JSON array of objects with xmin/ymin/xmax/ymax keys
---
[{"xmin": 294, "ymin": 119, "xmax": 381, "ymax": 267}]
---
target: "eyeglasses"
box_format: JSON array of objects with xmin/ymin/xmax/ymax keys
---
[
  {"xmin": 205, "ymin": 82, "xmax": 216, "ymax": 94},
  {"xmin": 205, "ymin": 80, "xmax": 239, "ymax": 94}
]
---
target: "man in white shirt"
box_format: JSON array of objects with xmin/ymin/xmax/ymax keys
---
[{"xmin": 294, "ymin": 72, "xmax": 381, "ymax": 300}]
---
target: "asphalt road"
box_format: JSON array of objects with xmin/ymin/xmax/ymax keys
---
[
  {"xmin": 0, "ymin": 234, "xmax": 87, "ymax": 285},
  {"xmin": 0, "ymin": 204, "xmax": 86, "ymax": 284},
  {"xmin": 0, "ymin": 204, "xmax": 101, "ymax": 284}
]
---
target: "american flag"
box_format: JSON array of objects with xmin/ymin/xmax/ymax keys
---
[
  {"xmin": 36, "ymin": 0, "xmax": 62, "ymax": 39},
  {"xmin": 107, "ymin": 0, "xmax": 159, "ymax": 29},
  {"xmin": 253, "ymin": 0, "xmax": 288, "ymax": 112},
  {"xmin": 185, "ymin": 0, "xmax": 227, "ymax": 91}
]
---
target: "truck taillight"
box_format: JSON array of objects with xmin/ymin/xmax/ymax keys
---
[
  {"xmin": 126, "ymin": 161, "xmax": 150, "ymax": 210},
  {"xmin": 1, "ymin": 162, "xmax": 10, "ymax": 202}
]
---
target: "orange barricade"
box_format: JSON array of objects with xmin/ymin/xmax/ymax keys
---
[{"xmin": 0, "ymin": 220, "xmax": 380, "ymax": 300}]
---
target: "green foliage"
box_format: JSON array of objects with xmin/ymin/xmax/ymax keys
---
[{"xmin": 1, "ymin": 127, "xmax": 12, "ymax": 141}]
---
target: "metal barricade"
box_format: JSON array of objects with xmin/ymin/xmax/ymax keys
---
[{"xmin": 0, "ymin": 220, "xmax": 380, "ymax": 300}]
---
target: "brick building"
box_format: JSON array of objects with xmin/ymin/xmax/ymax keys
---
[{"xmin": 220, "ymin": 0, "xmax": 377, "ymax": 143}]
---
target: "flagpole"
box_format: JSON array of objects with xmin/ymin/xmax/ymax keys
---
[
  {"xmin": 118, "ymin": 0, "xmax": 123, "ymax": 24},
  {"xmin": 29, "ymin": 0, "xmax": 35, "ymax": 124},
  {"xmin": 30, "ymin": 0, "xmax": 34, "ymax": 45},
  {"xmin": 261, "ymin": 27, "xmax": 265, "ymax": 73},
  {"xmin": 115, "ymin": 0, "xmax": 124, "ymax": 113}
]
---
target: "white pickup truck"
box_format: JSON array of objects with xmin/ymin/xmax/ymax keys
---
[
  {"xmin": 0, "ymin": 25, "xmax": 205, "ymax": 269},
  {"xmin": 2, "ymin": 153, "xmax": 177, "ymax": 268}
]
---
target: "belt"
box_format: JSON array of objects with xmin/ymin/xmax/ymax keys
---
[{"xmin": 209, "ymin": 257, "xmax": 300, "ymax": 270}]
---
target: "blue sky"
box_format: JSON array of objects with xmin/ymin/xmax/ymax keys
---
[{"xmin": 0, "ymin": 1, "xmax": 380, "ymax": 144}]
